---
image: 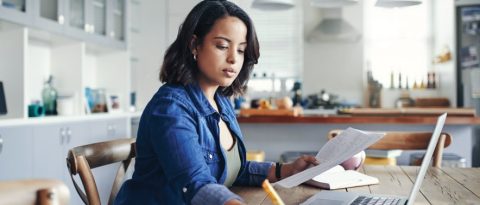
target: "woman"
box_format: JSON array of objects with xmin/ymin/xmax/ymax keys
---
[{"xmin": 114, "ymin": 1, "xmax": 318, "ymax": 204}]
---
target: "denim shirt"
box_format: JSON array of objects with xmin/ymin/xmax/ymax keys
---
[{"xmin": 114, "ymin": 83, "xmax": 273, "ymax": 205}]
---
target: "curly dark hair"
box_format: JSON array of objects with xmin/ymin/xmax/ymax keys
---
[{"xmin": 159, "ymin": 0, "xmax": 259, "ymax": 96}]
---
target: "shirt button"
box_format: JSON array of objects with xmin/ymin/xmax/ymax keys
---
[
  {"xmin": 209, "ymin": 154, "xmax": 213, "ymax": 159},
  {"xmin": 182, "ymin": 187, "xmax": 187, "ymax": 193}
]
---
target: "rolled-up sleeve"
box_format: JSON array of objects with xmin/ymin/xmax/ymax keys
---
[
  {"xmin": 191, "ymin": 184, "xmax": 243, "ymax": 205},
  {"xmin": 234, "ymin": 161, "xmax": 273, "ymax": 186}
]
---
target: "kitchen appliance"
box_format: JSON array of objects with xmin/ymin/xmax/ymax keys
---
[{"xmin": 455, "ymin": 0, "xmax": 480, "ymax": 107}]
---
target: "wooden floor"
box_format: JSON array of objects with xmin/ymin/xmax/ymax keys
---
[{"xmin": 231, "ymin": 165, "xmax": 480, "ymax": 205}]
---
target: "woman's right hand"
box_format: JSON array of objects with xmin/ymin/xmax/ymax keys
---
[{"xmin": 225, "ymin": 199, "xmax": 246, "ymax": 205}]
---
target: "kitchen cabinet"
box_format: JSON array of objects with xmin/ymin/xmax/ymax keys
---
[
  {"xmin": 32, "ymin": 122, "xmax": 90, "ymax": 205},
  {"xmin": 89, "ymin": 118, "xmax": 128, "ymax": 205},
  {"xmin": 29, "ymin": 118, "xmax": 129, "ymax": 205},
  {"xmin": 65, "ymin": 0, "xmax": 127, "ymax": 49},
  {"xmin": 0, "ymin": 126, "xmax": 34, "ymax": 180},
  {"xmin": 33, "ymin": 0, "xmax": 66, "ymax": 33},
  {"xmin": 0, "ymin": 25, "xmax": 130, "ymax": 121},
  {"xmin": 0, "ymin": 0, "xmax": 34, "ymax": 25}
]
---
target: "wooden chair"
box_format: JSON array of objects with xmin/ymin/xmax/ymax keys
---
[
  {"xmin": 0, "ymin": 179, "xmax": 70, "ymax": 205},
  {"xmin": 328, "ymin": 130, "xmax": 452, "ymax": 168},
  {"xmin": 66, "ymin": 138, "xmax": 136, "ymax": 205}
]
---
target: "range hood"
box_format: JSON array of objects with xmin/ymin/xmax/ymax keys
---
[
  {"xmin": 251, "ymin": 0, "xmax": 295, "ymax": 10},
  {"xmin": 307, "ymin": 8, "xmax": 361, "ymax": 43}
]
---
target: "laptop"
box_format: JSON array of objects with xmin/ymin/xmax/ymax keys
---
[
  {"xmin": 0, "ymin": 82, "xmax": 6, "ymax": 115},
  {"xmin": 302, "ymin": 113, "xmax": 447, "ymax": 205}
]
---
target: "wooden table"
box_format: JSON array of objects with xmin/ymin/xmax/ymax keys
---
[{"xmin": 231, "ymin": 166, "xmax": 480, "ymax": 205}]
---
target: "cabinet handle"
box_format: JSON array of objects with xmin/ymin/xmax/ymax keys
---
[
  {"xmin": 58, "ymin": 15, "xmax": 65, "ymax": 25},
  {"xmin": 60, "ymin": 128, "xmax": 66, "ymax": 144},
  {"xmin": 0, "ymin": 134, "xmax": 3, "ymax": 155},
  {"xmin": 67, "ymin": 128, "xmax": 72, "ymax": 144}
]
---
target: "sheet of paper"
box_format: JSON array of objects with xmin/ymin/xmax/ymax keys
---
[{"xmin": 275, "ymin": 127, "xmax": 384, "ymax": 188}]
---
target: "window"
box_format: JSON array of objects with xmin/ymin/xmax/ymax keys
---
[
  {"xmin": 364, "ymin": 0, "xmax": 432, "ymax": 89},
  {"xmin": 235, "ymin": 1, "xmax": 303, "ymax": 97}
]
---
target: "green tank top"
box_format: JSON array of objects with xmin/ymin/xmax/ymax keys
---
[{"xmin": 223, "ymin": 140, "xmax": 241, "ymax": 187}]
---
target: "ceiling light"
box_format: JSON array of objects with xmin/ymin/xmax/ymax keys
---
[
  {"xmin": 375, "ymin": 0, "xmax": 422, "ymax": 8},
  {"xmin": 251, "ymin": 0, "xmax": 295, "ymax": 10}
]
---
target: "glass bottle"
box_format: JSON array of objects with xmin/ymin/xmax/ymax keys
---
[{"xmin": 42, "ymin": 75, "xmax": 58, "ymax": 115}]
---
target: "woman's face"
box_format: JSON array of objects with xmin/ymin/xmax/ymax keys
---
[{"xmin": 194, "ymin": 16, "xmax": 247, "ymax": 88}]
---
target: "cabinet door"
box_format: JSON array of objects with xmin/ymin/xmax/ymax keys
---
[
  {"xmin": 62, "ymin": 122, "xmax": 91, "ymax": 205},
  {"xmin": 89, "ymin": 118, "xmax": 128, "ymax": 205},
  {"xmin": 90, "ymin": 118, "xmax": 128, "ymax": 143},
  {"xmin": 32, "ymin": 122, "xmax": 90, "ymax": 205},
  {"xmin": 33, "ymin": 0, "xmax": 66, "ymax": 33},
  {"xmin": 0, "ymin": 126, "xmax": 33, "ymax": 180},
  {"xmin": 32, "ymin": 124, "xmax": 66, "ymax": 180},
  {"xmin": 65, "ymin": 0, "xmax": 91, "ymax": 39},
  {"xmin": 0, "ymin": 0, "xmax": 34, "ymax": 25},
  {"xmin": 107, "ymin": 0, "xmax": 126, "ymax": 44}
]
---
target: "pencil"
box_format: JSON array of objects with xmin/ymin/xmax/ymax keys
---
[{"xmin": 262, "ymin": 179, "xmax": 285, "ymax": 205}]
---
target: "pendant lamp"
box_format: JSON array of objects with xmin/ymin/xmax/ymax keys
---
[
  {"xmin": 375, "ymin": 0, "xmax": 422, "ymax": 8},
  {"xmin": 251, "ymin": 0, "xmax": 295, "ymax": 10}
]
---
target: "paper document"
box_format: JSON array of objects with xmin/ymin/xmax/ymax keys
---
[{"xmin": 275, "ymin": 127, "xmax": 384, "ymax": 188}]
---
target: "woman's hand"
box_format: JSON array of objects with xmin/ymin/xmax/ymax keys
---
[
  {"xmin": 267, "ymin": 155, "xmax": 319, "ymax": 182},
  {"xmin": 282, "ymin": 155, "xmax": 319, "ymax": 177}
]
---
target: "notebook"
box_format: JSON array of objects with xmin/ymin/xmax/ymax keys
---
[
  {"xmin": 305, "ymin": 165, "xmax": 379, "ymax": 190},
  {"xmin": 301, "ymin": 113, "xmax": 447, "ymax": 205}
]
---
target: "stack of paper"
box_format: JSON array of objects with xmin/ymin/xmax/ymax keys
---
[{"xmin": 275, "ymin": 127, "xmax": 384, "ymax": 188}]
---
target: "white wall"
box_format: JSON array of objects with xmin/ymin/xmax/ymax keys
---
[
  {"xmin": 302, "ymin": 2, "xmax": 365, "ymax": 105},
  {"xmin": 130, "ymin": 0, "xmax": 168, "ymax": 111},
  {"xmin": 433, "ymin": 0, "xmax": 456, "ymax": 107}
]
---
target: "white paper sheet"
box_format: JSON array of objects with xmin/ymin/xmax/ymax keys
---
[{"xmin": 275, "ymin": 127, "xmax": 384, "ymax": 188}]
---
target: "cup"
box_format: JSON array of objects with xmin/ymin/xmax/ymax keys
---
[
  {"xmin": 28, "ymin": 104, "xmax": 45, "ymax": 117},
  {"xmin": 57, "ymin": 96, "xmax": 74, "ymax": 116}
]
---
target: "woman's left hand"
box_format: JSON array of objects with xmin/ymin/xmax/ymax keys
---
[{"xmin": 282, "ymin": 155, "xmax": 319, "ymax": 178}]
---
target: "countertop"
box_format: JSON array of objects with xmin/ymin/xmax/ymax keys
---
[{"xmin": 237, "ymin": 115, "xmax": 480, "ymax": 125}]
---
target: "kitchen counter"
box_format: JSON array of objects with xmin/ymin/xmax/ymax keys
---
[{"xmin": 237, "ymin": 115, "xmax": 480, "ymax": 125}]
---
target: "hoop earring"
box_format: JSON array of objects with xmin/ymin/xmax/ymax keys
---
[{"xmin": 193, "ymin": 54, "xmax": 197, "ymax": 61}]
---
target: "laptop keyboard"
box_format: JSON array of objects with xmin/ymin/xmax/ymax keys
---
[{"xmin": 351, "ymin": 196, "xmax": 402, "ymax": 205}]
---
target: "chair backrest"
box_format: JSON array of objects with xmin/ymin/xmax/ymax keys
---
[
  {"xmin": 328, "ymin": 130, "xmax": 452, "ymax": 168},
  {"xmin": 66, "ymin": 138, "xmax": 136, "ymax": 205},
  {"xmin": 0, "ymin": 179, "xmax": 70, "ymax": 205}
]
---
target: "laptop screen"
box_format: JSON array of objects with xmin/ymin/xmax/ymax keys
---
[
  {"xmin": 0, "ymin": 82, "xmax": 6, "ymax": 115},
  {"xmin": 406, "ymin": 113, "xmax": 447, "ymax": 205}
]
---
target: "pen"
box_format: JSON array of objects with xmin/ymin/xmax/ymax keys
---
[{"xmin": 262, "ymin": 179, "xmax": 285, "ymax": 205}]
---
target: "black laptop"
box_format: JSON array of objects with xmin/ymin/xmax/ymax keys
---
[{"xmin": 0, "ymin": 81, "xmax": 7, "ymax": 115}]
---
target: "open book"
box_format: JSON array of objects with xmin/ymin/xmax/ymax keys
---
[
  {"xmin": 305, "ymin": 165, "xmax": 379, "ymax": 190},
  {"xmin": 276, "ymin": 127, "xmax": 384, "ymax": 188}
]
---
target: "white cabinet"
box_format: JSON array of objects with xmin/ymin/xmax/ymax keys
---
[
  {"xmin": 0, "ymin": 0, "xmax": 34, "ymax": 25},
  {"xmin": 33, "ymin": 0, "xmax": 66, "ymax": 33},
  {"xmin": 32, "ymin": 122, "xmax": 91, "ymax": 205},
  {"xmin": 0, "ymin": 126, "xmax": 34, "ymax": 180},
  {"xmin": 90, "ymin": 117, "xmax": 127, "ymax": 143},
  {"xmin": 89, "ymin": 118, "xmax": 128, "ymax": 205},
  {"xmin": 0, "ymin": 26, "xmax": 130, "ymax": 121}
]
